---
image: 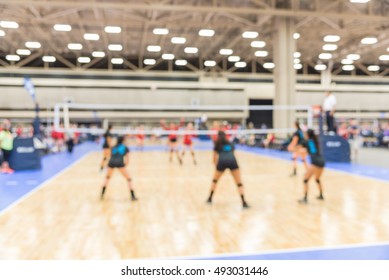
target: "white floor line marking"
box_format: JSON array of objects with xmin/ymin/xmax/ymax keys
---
[{"xmin": 5, "ymin": 181, "xmax": 18, "ymax": 186}]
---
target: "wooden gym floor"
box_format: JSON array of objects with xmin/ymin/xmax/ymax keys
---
[{"xmin": 1, "ymin": 149, "xmax": 389, "ymax": 259}]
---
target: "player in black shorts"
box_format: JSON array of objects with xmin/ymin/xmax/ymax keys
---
[
  {"xmin": 206, "ymin": 131, "xmax": 249, "ymax": 208},
  {"xmin": 100, "ymin": 136, "xmax": 137, "ymax": 201},
  {"xmin": 298, "ymin": 129, "xmax": 325, "ymax": 204},
  {"xmin": 100, "ymin": 125, "xmax": 113, "ymax": 172},
  {"xmin": 288, "ymin": 121, "xmax": 308, "ymax": 176}
]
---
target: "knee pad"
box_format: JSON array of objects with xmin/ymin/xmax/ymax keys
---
[
  {"xmin": 103, "ymin": 157, "xmax": 107, "ymax": 161},
  {"xmin": 316, "ymin": 179, "xmax": 321, "ymax": 184},
  {"xmin": 237, "ymin": 183, "xmax": 243, "ymax": 188},
  {"xmin": 212, "ymin": 179, "xmax": 218, "ymax": 184},
  {"xmin": 303, "ymin": 179, "xmax": 309, "ymax": 184},
  {"xmin": 128, "ymin": 178, "xmax": 132, "ymax": 182},
  {"xmin": 106, "ymin": 176, "xmax": 111, "ymax": 180}
]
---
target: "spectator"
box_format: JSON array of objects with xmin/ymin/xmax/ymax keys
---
[
  {"xmin": 323, "ymin": 91, "xmax": 337, "ymax": 133},
  {"xmin": 348, "ymin": 119, "xmax": 362, "ymax": 161},
  {"xmin": 0, "ymin": 119, "xmax": 14, "ymax": 174}
]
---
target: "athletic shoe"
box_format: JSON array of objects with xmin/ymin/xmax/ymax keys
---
[
  {"xmin": 298, "ymin": 198, "xmax": 308, "ymax": 204},
  {"xmin": 316, "ymin": 195, "xmax": 324, "ymax": 200},
  {"xmin": 206, "ymin": 198, "xmax": 212, "ymax": 204},
  {"xmin": 242, "ymin": 202, "xmax": 250, "ymax": 209}
]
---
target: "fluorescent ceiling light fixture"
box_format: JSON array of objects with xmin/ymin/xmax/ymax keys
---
[
  {"xmin": 294, "ymin": 52, "xmax": 301, "ymax": 58},
  {"xmin": 350, "ymin": 0, "xmax": 370, "ymax": 3},
  {"xmin": 379, "ymin": 55, "xmax": 389, "ymax": 61},
  {"xmin": 294, "ymin": 64, "xmax": 303, "ymax": 70},
  {"xmin": 367, "ymin": 65, "xmax": 379, "ymax": 71},
  {"xmin": 78, "ymin": 57, "xmax": 91, "ymax": 63},
  {"xmin": 0, "ymin": 21, "xmax": 18, "ymax": 29},
  {"xmin": 341, "ymin": 59, "xmax": 353, "ymax": 65},
  {"xmin": 171, "ymin": 37, "xmax": 186, "ymax": 44},
  {"xmin": 228, "ymin": 56, "xmax": 240, "ymax": 62},
  {"xmin": 315, "ymin": 64, "xmax": 327, "ymax": 71},
  {"xmin": 92, "ymin": 51, "xmax": 105, "ymax": 58},
  {"xmin": 263, "ymin": 62, "xmax": 275, "ymax": 69},
  {"xmin": 324, "ymin": 35, "xmax": 340, "ymax": 42},
  {"xmin": 6, "ymin": 55, "xmax": 20, "ymax": 61},
  {"xmin": 242, "ymin": 31, "xmax": 258, "ymax": 38},
  {"xmin": 0, "ymin": 30, "xmax": 4, "ymax": 36},
  {"xmin": 42, "ymin": 56, "xmax": 56, "ymax": 63},
  {"xmin": 108, "ymin": 44, "xmax": 123, "ymax": 51},
  {"xmin": 16, "ymin": 49, "xmax": 31, "ymax": 56},
  {"xmin": 293, "ymin": 33, "xmax": 300, "ymax": 39},
  {"xmin": 255, "ymin": 50, "xmax": 268, "ymax": 57},
  {"xmin": 175, "ymin": 59, "xmax": 187, "ymax": 66},
  {"xmin": 199, "ymin": 29, "xmax": 215, "ymax": 37},
  {"xmin": 294, "ymin": 58, "xmax": 301, "ymax": 64},
  {"xmin": 219, "ymin": 49, "xmax": 233, "ymax": 55},
  {"xmin": 153, "ymin": 28, "xmax": 169, "ymax": 35},
  {"xmin": 105, "ymin": 26, "xmax": 121, "ymax": 33},
  {"xmin": 144, "ymin": 59, "xmax": 156, "ymax": 65},
  {"xmin": 361, "ymin": 37, "xmax": 377, "ymax": 44},
  {"xmin": 25, "ymin": 41, "xmax": 41, "ymax": 49},
  {"xmin": 319, "ymin": 53, "xmax": 332, "ymax": 60},
  {"xmin": 204, "ymin": 60, "xmax": 216, "ymax": 67},
  {"xmin": 111, "ymin": 58, "xmax": 124, "ymax": 64},
  {"xmin": 68, "ymin": 43, "xmax": 82, "ymax": 50},
  {"xmin": 84, "ymin": 33, "xmax": 99, "ymax": 40},
  {"xmin": 53, "ymin": 24, "xmax": 71, "ymax": 32},
  {"xmin": 235, "ymin": 62, "xmax": 247, "ymax": 68},
  {"xmin": 342, "ymin": 65, "xmax": 355, "ymax": 71},
  {"xmin": 147, "ymin": 45, "xmax": 161, "ymax": 52},
  {"xmin": 162, "ymin": 54, "xmax": 175, "ymax": 60},
  {"xmin": 251, "ymin": 41, "xmax": 266, "ymax": 48},
  {"xmin": 347, "ymin": 54, "xmax": 360, "ymax": 60},
  {"xmin": 184, "ymin": 47, "xmax": 198, "ymax": 54},
  {"xmin": 322, "ymin": 44, "xmax": 338, "ymax": 51}
]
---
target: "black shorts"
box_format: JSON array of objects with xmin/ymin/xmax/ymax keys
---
[
  {"xmin": 169, "ymin": 138, "xmax": 177, "ymax": 143},
  {"xmin": 1, "ymin": 149, "xmax": 12, "ymax": 163},
  {"xmin": 216, "ymin": 159, "xmax": 239, "ymax": 172},
  {"xmin": 311, "ymin": 155, "xmax": 325, "ymax": 168},
  {"xmin": 108, "ymin": 158, "xmax": 125, "ymax": 168},
  {"xmin": 102, "ymin": 144, "xmax": 109, "ymax": 149}
]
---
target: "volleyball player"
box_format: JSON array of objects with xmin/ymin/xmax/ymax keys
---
[
  {"xmin": 135, "ymin": 125, "xmax": 145, "ymax": 151},
  {"xmin": 288, "ymin": 121, "xmax": 308, "ymax": 176},
  {"xmin": 181, "ymin": 122, "xmax": 197, "ymax": 165},
  {"xmin": 160, "ymin": 119, "xmax": 183, "ymax": 164},
  {"xmin": 298, "ymin": 129, "xmax": 325, "ymax": 204},
  {"xmin": 100, "ymin": 136, "xmax": 137, "ymax": 201},
  {"xmin": 206, "ymin": 131, "xmax": 249, "ymax": 209},
  {"xmin": 100, "ymin": 125, "xmax": 113, "ymax": 172}
]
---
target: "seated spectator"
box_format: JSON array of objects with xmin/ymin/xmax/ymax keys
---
[{"xmin": 338, "ymin": 122, "xmax": 349, "ymax": 140}]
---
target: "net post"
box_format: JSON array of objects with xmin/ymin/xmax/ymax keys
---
[
  {"xmin": 307, "ymin": 106, "xmax": 313, "ymax": 129},
  {"xmin": 63, "ymin": 103, "xmax": 70, "ymax": 130},
  {"xmin": 54, "ymin": 104, "xmax": 61, "ymax": 130}
]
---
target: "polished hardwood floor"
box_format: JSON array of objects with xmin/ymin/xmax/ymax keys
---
[{"xmin": 1, "ymin": 150, "xmax": 389, "ymax": 259}]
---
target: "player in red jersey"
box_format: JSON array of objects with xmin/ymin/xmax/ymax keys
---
[
  {"xmin": 181, "ymin": 122, "xmax": 197, "ymax": 165},
  {"xmin": 160, "ymin": 119, "xmax": 184, "ymax": 164},
  {"xmin": 135, "ymin": 125, "xmax": 145, "ymax": 151}
]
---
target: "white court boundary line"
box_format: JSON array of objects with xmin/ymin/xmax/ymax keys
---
[{"xmin": 0, "ymin": 152, "xmax": 93, "ymax": 217}]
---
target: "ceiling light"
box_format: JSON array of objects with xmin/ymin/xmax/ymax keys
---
[
  {"xmin": 315, "ymin": 64, "xmax": 327, "ymax": 71},
  {"xmin": 294, "ymin": 64, "xmax": 303, "ymax": 70},
  {"xmin": 350, "ymin": 0, "xmax": 370, "ymax": 3},
  {"xmin": 84, "ymin": 33, "xmax": 99, "ymax": 40},
  {"xmin": 78, "ymin": 57, "xmax": 91, "ymax": 63},
  {"xmin": 294, "ymin": 52, "xmax": 301, "ymax": 58},
  {"xmin": 342, "ymin": 65, "xmax": 355, "ymax": 71},
  {"xmin": 319, "ymin": 53, "xmax": 332, "ymax": 60},
  {"xmin": 361, "ymin": 37, "xmax": 377, "ymax": 45},
  {"xmin": 171, "ymin": 37, "xmax": 186, "ymax": 44},
  {"xmin": 147, "ymin": 45, "xmax": 161, "ymax": 52},
  {"xmin": 0, "ymin": 21, "xmax": 18, "ymax": 29},
  {"xmin": 184, "ymin": 47, "xmax": 198, "ymax": 54},
  {"xmin": 53, "ymin": 24, "xmax": 71, "ymax": 32},
  {"xmin": 68, "ymin": 43, "xmax": 82, "ymax": 50},
  {"xmin": 175, "ymin": 59, "xmax": 187, "ymax": 66},
  {"xmin": 251, "ymin": 41, "xmax": 266, "ymax": 48},
  {"xmin": 367, "ymin": 65, "xmax": 380, "ymax": 71},
  {"xmin": 0, "ymin": 30, "xmax": 4, "ymax": 36},
  {"xmin": 341, "ymin": 59, "xmax": 354, "ymax": 65},
  {"xmin": 199, "ymin": 29, "xmax": 215, "ymax": 37},
  {"xmin": 294, "ymin": 58, "xmax": 301, "ymax": 64},
  {"xmin": 16, "ymin": 49, "xmax": 31, "ymax": 56},
  {"xmin": 108, "ymin": 44, "xmax": 123, "ymax": 51},
  {"xmin": 379, "ymin": 55, "xmax": 389, "ymax": 61},
  {"xmin": 242, "ymin": 31, "xmax": 258, "ymax": 38},
  {"xmin": 235, "ymin": 62, "xmax": 247, "ymax": 68},
  {"xmin": 144, "ymin": 59, "xmax": 156, "ymax": 65},
  {"xmin": 92, "ymin": 51, "xmax": 105, "ymax": 58},
  {"xmin": 228, "ymin": 56, "xmax": 240, "ymax": 62},
  {"xmin": 322, "ymin": 44, "xmax": 338, "ymax": 51},
  {"xmin": 162, "ymin": 54, "xmax": 175, "ymax": 60},
  {"xmin": 347, "ymin": 54, "xmax": 360, "ymax": 60},
  {"xmin": 105, "ymin": 26, "xmax": 121, "ymax": 33},
  {"xmin": 204, "ymin": 60, "xmax": 216, "ymax": 67},
  {"xmin": 111, "ymin": 58, "xmax": 124, "ymax": 64},
  {"xmin": 293, "ymin": 33, "xmax": 300, "ymax": 39},
  {"xmin": 153, "ymin": 28, "xmax": 169, "ymax": 35},
  {"xmin": 263, "ymin": 62, "xmax": 275, "ymax": 69},
  {"xmin": 6, "ymin": 55, "xmax": 20, "ymax": 61},
  {"xmin": 255, "ymin": 50, "xmax": 268, "ymax": 57},
  {"xmin": 25, "ymin": 41, "xmax": 41, "ymax": 49},
  {"xmin": 42, "ymin": 56, "xmax": 56, "ymax": 63},
  {"xmin": 219, "ymin": 49, "xmax": 233, "ymax": 55},
  {"xmin": 324, "ymin": 35, "xmax": 340, "ymax": 42}
]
